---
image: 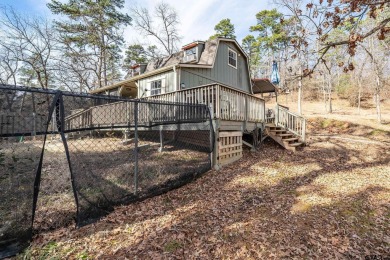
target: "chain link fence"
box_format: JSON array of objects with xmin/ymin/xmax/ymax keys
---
[{"xmin": 0, "ymin": 85, "xmax": 214, "ymax": 258}]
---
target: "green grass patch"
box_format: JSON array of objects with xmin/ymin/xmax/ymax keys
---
[
  {"xmin": 320, "ymin": 119, "xmax": 333, "ymax": 128},
  {"xmin": 368, "ymin": 129, "xmax": 390, "ymax": 137},
  {"xmin": 320, "ymin": 119, "xmax": 348, "ymax": 129},
  {"xmin": 164, "ymin": 240, "xmax": 182, "ymax": 252},
  {"xmin": 36, "ymin": 241, "xmax": 60, "ymax": 260},
  {"xmin": 76, "ymin": 251, "xmax": 90, "ymax": 259}
]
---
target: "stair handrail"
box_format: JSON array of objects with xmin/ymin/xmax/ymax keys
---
[
  {"xmin": 275, "ymin": 104, "xmax": 306, "ymax": 143},
  {"xmin": 64, "ymin": 107, "xmax": 93, "ymax": 130}
]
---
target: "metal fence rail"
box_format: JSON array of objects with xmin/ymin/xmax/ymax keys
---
[{"xmin": 0, "ymin": 84, "xmax": 214, "ymax": 259}]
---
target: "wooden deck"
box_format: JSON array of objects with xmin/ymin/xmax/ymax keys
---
[
  {"xmin": 144, "ymin": 83, "xmax": 266, "ymax": 129},
  {"xmin": 144, "ymin": 84, "xmax": 266, "ymax": 168},
  {"xmin": 62, "ymin": 85, "xmax": 306, "ymax": 169}
]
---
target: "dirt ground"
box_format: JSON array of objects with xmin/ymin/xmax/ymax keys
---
[
  {"xmin": 33, "ymin": 136, "xmax": 210, "ymax": 231},
  {"xmin": 274, "ymin": 95, "xmax": 390, "ymax": 132},
  {"xmin": 18, "ymin": 112, "xmax": 390, "ymax": 259}
]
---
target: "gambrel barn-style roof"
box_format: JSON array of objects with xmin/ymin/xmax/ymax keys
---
[{"xmin": 91, "ymin": 38, "xmax": 251, "ymax": 96}]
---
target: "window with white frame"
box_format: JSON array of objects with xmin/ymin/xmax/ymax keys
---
[
  {"xmin": 185, "ymin": 46, "xmax": 197, "ymax": 56},
  {"xmin": 150, "ymin": 80, "xmax": 162, "ymax": 95},
  {"xmin": 184, "ymin": 46, "xmax": 197, "ymax": 62},
  {"xmin": 228, "ymin": 48, "xmax": 237, "ymax": 68}
]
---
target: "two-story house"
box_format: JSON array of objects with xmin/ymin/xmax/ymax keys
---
[
  {"xmin": 91, "ymin": 37, "xmax": 253, "ymax": 98},
  {"xmin": 90, "ymin": 37, "xmax": 305, "ymax": 168}
]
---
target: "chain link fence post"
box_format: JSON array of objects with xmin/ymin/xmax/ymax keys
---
[{"xmin": 134, "ymin": 100, "xmax": 139, "ymax": 195}]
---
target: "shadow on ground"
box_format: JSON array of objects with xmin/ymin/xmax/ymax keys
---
[{"xmin": 26, "ymin": 135, "xmax": 390, "ymax": 259}]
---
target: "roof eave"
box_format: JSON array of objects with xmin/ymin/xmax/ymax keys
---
[{"xmin": 90, "ymin": 65, "xmax": 176, "ymax": 94}]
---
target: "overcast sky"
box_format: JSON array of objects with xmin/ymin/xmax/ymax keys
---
[{"xmin": 1, "ymin": 0, "xmax": 271, "ymax": 47}]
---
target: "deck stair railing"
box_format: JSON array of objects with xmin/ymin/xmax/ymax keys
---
[{"xmin": 275, "ymin": 104, "xmax": 306, "ymax": 142}]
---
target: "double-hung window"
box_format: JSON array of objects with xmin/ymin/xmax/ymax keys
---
[
  {"xmin": 228, "ymin": 48, "xmax": 237, "ymax": 69},
  {"xmin": 151, "ymin": 80, "xmax": 162, "ymax": 95}
]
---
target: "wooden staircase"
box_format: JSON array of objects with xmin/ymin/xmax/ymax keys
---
[{"xmin": 264, "ymin": 123, "xmax": 304, "ymax": 152}]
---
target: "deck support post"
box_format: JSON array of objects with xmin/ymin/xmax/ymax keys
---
[
  {"xmin": 251, "ymin": 128, "xmax": 259, "ymax": 152},
  {"xmin": 158, "ymin": 126, "xmax": 164, "ymax": 152},
  {"xmin": 212, "ymin": 130, "xmax": 220, "ymax": 170}
]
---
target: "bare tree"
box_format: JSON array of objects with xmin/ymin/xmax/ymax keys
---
[
  {"xmin": 131, "ymin": 2, "xmax": 181, "ymax": 56},
  {"xmin": 0, "ymin": 46, "xmax": 18, "ymax": 86},
  {"xmin": 0, "ymin": 7, "xmax": 56, "ymax": 89},
  {"xmin": 362, "ymin": 36, "xmax": 388, "ymax": 123},
  {"xmin": 51, "ymin": 40, "xmax": 101, "ymax": 92},
  {"xmin": 276, "ymin": 0, "xmax": 390, "ymax": 76},
  {"xmin": 353, "ymin": 55, "xmax": 368, "ymax": 114}
]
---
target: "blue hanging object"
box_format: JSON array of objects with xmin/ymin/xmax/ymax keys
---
[{"xmin": 271, "ymin": 60, "xmax": 280, "ymax": 85}]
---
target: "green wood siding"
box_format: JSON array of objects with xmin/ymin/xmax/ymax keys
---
[
  {"xmin": 180, "ymin": 41, "xmax": 251, "ymax": 93},
  {"xmin": 138, "ymin": 70, "xmax": 176, "ymax": 97}
]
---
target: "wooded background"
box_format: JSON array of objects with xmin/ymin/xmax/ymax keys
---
[{"xmin": 0, "ymin": 0, "xmax": 389, "ymax": 122}]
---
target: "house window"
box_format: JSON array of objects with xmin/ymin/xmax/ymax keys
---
[
  {"xmin": 186, "ymin": 47, "xmax": 197, "ymax": 56},
  {"xmin": 184, "ymin": 46, "xmax": 197, "ymax": 62},
  {"xmin": 228, "ymin": 48, "xmax": 237, "ymax": 69},
  {"xmin": 132, "ymin": 66, "xmax": 140, "ymax": 77},
  {"xmin": 150, "ymin": 80, "xmax": 162, "ymax": 95}
]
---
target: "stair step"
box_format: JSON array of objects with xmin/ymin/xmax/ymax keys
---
[
  {"xmin": 270, "ymin": 130, "xmax": 286, "ymax": 132},
  {"xmin": 283, "ymin": 137, "xmax": 299, "ymax": 142},
  {"xmin": 289, "ymin": 142, "xmax": 303, "ymax": 147},
  {"xmin": 278, "ymin": 133, "xmax": 293, "ymax": 137}
]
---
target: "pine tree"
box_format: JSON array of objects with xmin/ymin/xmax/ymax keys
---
[
  {"xmin": 242, "ymin": 35, "xmax": 260, "ymax": 77},
  {"xmin": 124, "ymin": 44, "xmax": 148, "ymax": 68},
  {"xmin": 250, "ymin": 9, "xmax": 290, "ymax": 54},
  {"xmin": 47, "ymin": 0, "xmax": 131, "ymax": 89},
  {"xmin": 210, "ymin": 19, "xmax": 236, "ymax": 39}
]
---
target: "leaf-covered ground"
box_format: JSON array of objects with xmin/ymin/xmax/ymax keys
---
[{"xmin": 21, "ymin": 119, "xmax": 390, "ymax": 259}]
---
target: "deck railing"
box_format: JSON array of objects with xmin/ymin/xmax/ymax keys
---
[
  {"xmin": 64, "ymin": 84, "xmax": 266, "ymax": 130},
  {"xmin": 64, "ymin": 100, "xmax": 210, "ymax": 131},
  {"xmin": 145, "ymin": 84, "xmax": 265, "ymax": 123},
  {"xmin": 275, "ymin": 104, "xmax": 306, "ymax": 142}
]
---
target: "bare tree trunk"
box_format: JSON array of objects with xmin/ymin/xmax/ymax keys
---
[
  {"xmin": 102, "ymin": 37, "xmax": 108, "ymax": 87},
  {"xmin": 327, "ymin": 73, "xmax": 333, "ymax": 113},
  {"xmin": 285, "ymin": 82, "xmax": 289, "ymax": 105},
  {"xmin": 357, "ymin": 77, "xmax": 362, "ymax": 114},
  {"xmin": 369, "ymin": 36, "xmax": 382, "ymax": 123},
  {"xmin": 375, "ymin": 75, "xmax": 382, "ymax": 123},
  {"xmin": 298, "ymin": 65, "xmax": 302, "ymax": 115},
  {"xmin": 328, "ymin": 82, "xmax": 333, "ymax": 113},
  {"xmin": 322, "ymin": 70, "xmax": 327, "ymax": 113},
  {"xmin": 98, "ymin": 48, "xmax": 103, "ymax": 89}
]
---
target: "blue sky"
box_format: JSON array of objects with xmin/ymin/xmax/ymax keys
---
[{"xmin": 1, "ymin": 0, "xmax": 270, "ymax": 46}]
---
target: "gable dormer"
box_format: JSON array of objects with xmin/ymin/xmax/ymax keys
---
[
  {"xmin": 130, "ymin": 63, "xmax": 147, "ymax": 77},
  {"xmin": 182, "ymin": 41, "xmax": 205, "ymax": 63}
]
